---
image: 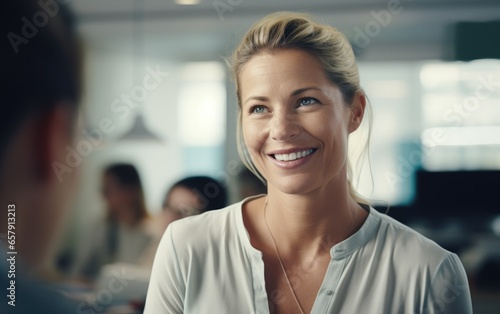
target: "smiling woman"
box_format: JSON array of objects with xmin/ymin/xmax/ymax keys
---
[
  {"xmin": 238, "ymin": 49, "xmax": 364, "ymax": 198},
  {"xmin": 144, "ymin": 12, "xmax": 473, "ymax": 314}
]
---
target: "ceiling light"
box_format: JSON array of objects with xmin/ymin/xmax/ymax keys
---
[
  {"xmin": 175, "ymin": 0, "xmax": 200, "ymax": 5},
  {"xmin": 119, "ymin": 113, "xmax": 163, "ymax": 143}
]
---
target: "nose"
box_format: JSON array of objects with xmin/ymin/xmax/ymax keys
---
[{"xmin": 270, "ymin": 110, "xmax": 300, "ymax": 141}]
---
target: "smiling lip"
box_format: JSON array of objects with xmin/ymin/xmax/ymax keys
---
[{"xmin": 267, "ymin": 148, "xmax": 317, "ymax": 169}]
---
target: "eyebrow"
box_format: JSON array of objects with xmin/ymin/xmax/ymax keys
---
[
  {"xmin": 291, "ymin": 86, "xmax": 321, "ymax": 96},
  {"xmin": 243, "ymin": 86, "xmax": 321, "ymax": 105},
  {"xmin": 243, "ymin": 96, "xmax": 268, "ymax": 105}
]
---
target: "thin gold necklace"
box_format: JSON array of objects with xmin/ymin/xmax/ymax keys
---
[{"xmin": 263, "ymin": 198, "xmax": 306, "ymax": 314}]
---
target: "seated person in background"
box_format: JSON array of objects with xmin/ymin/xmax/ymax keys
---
[
  {"xmin": 139, "ymin": 176, "xmax": 227, "ymax": 268},
  {"xmin": 0, "ymin": 1, "xmax": 82, "ymax": 313},
  {"xmin": 163, "ymin": 176, "xmax": 228, "ymax": 224},
  {"xmin": 71, "ymin": 163, "xmax": 154, "ymax": 281}
]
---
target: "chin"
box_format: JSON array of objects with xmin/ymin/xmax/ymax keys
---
[{"xmin": 269, "ymin": 175, "xmax": 319, "ymax": 195}]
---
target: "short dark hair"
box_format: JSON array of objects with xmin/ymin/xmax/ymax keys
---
[
  {"xmin": 166, "ymin": 176, "xmax": 228, "ymax": 212},
  {"xmin": 1, "ymin": 0, "xmax": 82, "ymax": 161}
]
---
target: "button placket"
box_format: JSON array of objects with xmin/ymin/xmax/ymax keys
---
[{"xmin": 250, "ymin": 252, "xmax": 269, "ymax": 314}]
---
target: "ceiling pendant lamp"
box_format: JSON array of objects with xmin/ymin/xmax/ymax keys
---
[
  {"xmin": 118, "ymin": 112, "xmax": 162, "ymax": 142},
  {"xmin": 119, "ymin": 0, "xmax": 163, "ymax": 144}
]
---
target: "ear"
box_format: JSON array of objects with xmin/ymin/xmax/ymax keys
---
[
  {"xmin": 34, "ymin": 104, "xmax": 75, "ymax": 183},
  {"xmin": 348, "ymin": 92, "xmax": 366, "ymax": 133}
]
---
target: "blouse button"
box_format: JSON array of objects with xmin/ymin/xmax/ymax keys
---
[{"xmin": 325, "ymin": 290, "xmax": 333, "ymax": 296}]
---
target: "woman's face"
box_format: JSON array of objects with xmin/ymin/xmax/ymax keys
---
[
  {"xmin": 102, "ymin": 174, "xmax": 132, "ymax": 213},
  {"xmin": 163, "ymin": 186, "xmax": 203, "ymax": 222},
  {"xmin": 239, "ymin": 49, "xmax": 363, "ymax": 195}
]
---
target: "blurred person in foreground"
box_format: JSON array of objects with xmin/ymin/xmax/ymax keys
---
[
  {"xmin": 70, "ymin": 163, "xmax": 154, "ymax": 281},
  {"xmin": 139, "ymin": 176, "xmax": 227, "ymax": 268},
  {"xmin": 0, "ymin": 1, "xmax": 82, "ymax": 313},
  {"xmin": 145, "ymin": 12, "xmax": 473, "ymax": 313}
]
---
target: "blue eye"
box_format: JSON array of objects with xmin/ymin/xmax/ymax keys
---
[
  {"xmin": 249, "ymin": 105, "xmax": 266, "ymax": 114},
  {"xmin": 299, "ymin": 97, "xmax": 318, "ymax": 106}
]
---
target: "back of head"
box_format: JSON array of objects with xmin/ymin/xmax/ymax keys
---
[
  {"xmin": 170, "ymin": 176, "xmax": 228, "ymax": 212},
  {"xmin": 0, "ymin": 2, "xmax": 82, "ymax": 313},
  {"xmin": 1, "ymin": 0, "xmax": 82, "ymax": 162}
]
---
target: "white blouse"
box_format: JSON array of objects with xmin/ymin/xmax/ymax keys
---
[{"xmin": 144, "ymin": 196, "xmax": 473, "ymax": 314}]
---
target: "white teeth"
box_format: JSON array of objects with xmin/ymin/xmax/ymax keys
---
[{"xmin": 274, "ymin": 149, "xmax": 314, "ymax": 161}]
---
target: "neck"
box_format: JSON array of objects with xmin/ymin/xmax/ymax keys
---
[
  {"xmin": 264, "ymin": 179, "xmax": 368, "ymax": 257},
  {"xmin": 0, "ymin": 185, "xmax": 48, "ymax": 276}
]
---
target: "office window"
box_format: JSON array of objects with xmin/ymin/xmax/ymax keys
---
[
  {"xmin": 178, "ymin": 62, "xmax": 226, "ymax": 174},
  {"xmin": 420, "ymin": 60, "xmax": 500, "ymax": 170},
  {"xmin": 355, "ymin": 60, "xmax": 500, "ymax": 205}
]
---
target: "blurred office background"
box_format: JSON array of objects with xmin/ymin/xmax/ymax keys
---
[{"xmin": 53, "ymin": 0, "xmax": 500, "ymax": 312}]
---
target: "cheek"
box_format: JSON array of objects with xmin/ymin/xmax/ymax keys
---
[
  {"xmin": 242, "ymin": 120, "xmax": 266, "ymax": 153},
  {"xmin": 311, "ymin": 116, "xmax": 349, "ymax": 153},
  {"xmin": 328, "ymin": 127, "xmax": 349, "ymax": 152},
  {"xmin": 163, "ymin": 211, "xmax": 183, "ymax": 225},
  {"xmin": 107, "ymin": 192, "xmax": 125, "ymax": 207},
  {"xmin": 324, "ymin": 124, "xmax": 350, "ymax": 169}
]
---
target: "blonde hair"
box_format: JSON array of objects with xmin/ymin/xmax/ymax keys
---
[{"xmin": 230, "ymin": 12, "xmax": 372, "ymax": 205}]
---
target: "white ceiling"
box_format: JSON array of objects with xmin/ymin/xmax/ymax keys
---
[{"xmin": 71, "ymin": 0, "xmax": 500, "ymax": 61}]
